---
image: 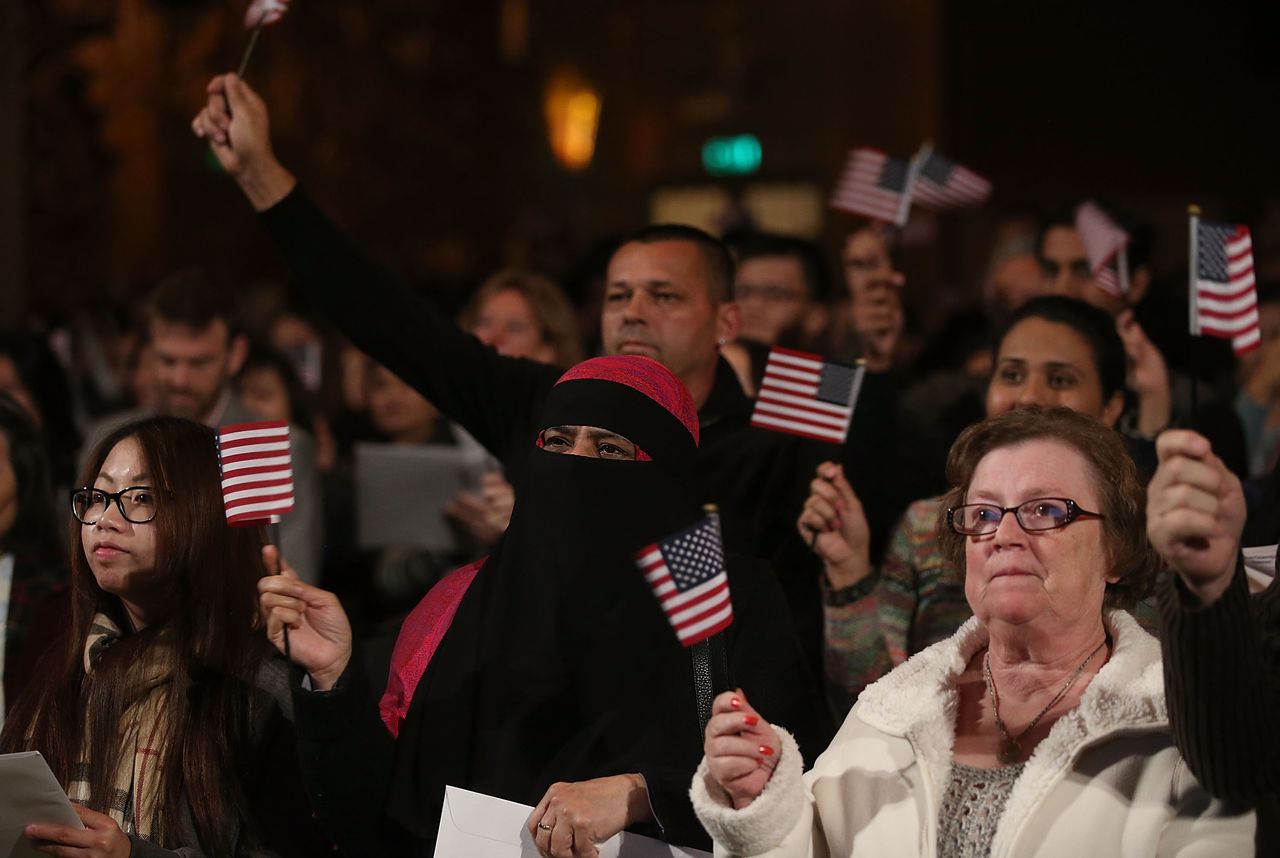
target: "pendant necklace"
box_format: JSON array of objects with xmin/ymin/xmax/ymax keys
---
[{"xmin": 983, "ymin": 636, "xmax": 1107, "ymax": 766}]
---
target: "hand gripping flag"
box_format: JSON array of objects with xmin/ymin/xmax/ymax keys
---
[
  {"xmin": 750, "ymin": 347, "xmax": 866, "ymax": 444},
  {"xmin": 1074, "ymin": 201, "xmax": 1130, "ymax": 298},
  {"xmin": 244, "ymin": 0, "xmax": 289, "ymax": 28},
  {"xmin": 829, "ymin": 148, "xmax": 912, "ymax": 225},
  {"xmin": 1191, "ymin": 217, "xmax": 1260, "ymax": 354},
  {"xmin": 217, "ymin": 421, "xmax": 295, "ymax": 526},
  {"xmin": 636, "ymin": 514, "xmax": 732, "ymax": 646}
]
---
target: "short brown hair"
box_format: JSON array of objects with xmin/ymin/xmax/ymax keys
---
[
  {"xmin": 937, "ymin": 407, "xmax": 1157, "ymax": 610},
  {"xmin": 460, "ymin": 269, "xmax": 584, "ymax": 368}
]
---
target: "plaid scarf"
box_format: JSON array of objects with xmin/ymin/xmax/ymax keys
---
[{"xmin": 67, "ymin": 613, "xmax": 172, "ymax": 840}]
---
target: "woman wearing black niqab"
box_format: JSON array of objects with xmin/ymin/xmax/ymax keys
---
[{"xmin": 260, "ymin": 355, "xmax": 830, "ymax": 856}]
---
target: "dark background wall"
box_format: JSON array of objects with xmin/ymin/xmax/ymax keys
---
[{"xmin": 8, "ymin": 0, "xmax": 1280, "ymax": 323}]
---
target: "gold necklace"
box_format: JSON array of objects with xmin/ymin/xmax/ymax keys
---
[{"xmin": 983, "ymin": 636, "xmax": 1107, "ymax": 765}]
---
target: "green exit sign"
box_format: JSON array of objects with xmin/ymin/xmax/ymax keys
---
[{"xmin": 702, "ymin": 134, "xmax": 762, "ymax": 176}]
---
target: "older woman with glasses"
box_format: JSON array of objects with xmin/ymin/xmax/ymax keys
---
[
  {"xmin": 2, "ymin": 416, "xmax": 328, "ymax": 857},
  {"xmin": 693, "ymin": 408, "xmax": 1255, "ymax": 857}
]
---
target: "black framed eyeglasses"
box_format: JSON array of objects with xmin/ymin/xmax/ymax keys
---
[
  {"xmin": 947, "ymin": 497, "xmax": 1104, "ymax": 536},
  {"xmin": 71, "ymin": 486, "xmax": 159, "ymax": 525}
]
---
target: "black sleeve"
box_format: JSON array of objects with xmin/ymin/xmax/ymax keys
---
[
  {"xmin": 258, "ymin": 188, "xmax": 559, "ymax": 463},
  {"xmin": 1158, "ymin": 561, "xmax": 1280, "ymax": 804},
  {"xmin": 290, "ymin": 661, "xmax": 410, "ymax": 857},
  {"xmin": 724, "ymin": 555, "xmax": 835, "ymax": 768}
]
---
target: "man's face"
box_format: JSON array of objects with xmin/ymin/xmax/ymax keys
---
[
  {"xmin": 150, "ymin": 319, "xmax": 240, "ymax": 421},
  {"xmin": 1039, "ymin": 224, "xmax": 1143, "ymax": 316},
  {"xmin": 842, "ymin": 227, "xmax": 895, "ymax": 297},
  {"xmin": 734, "ymin": 256, "xmax": 811, "ymax": 345},
  {"xmin": 601, "ymin": 240, "xmax": 725, "ymax": 386}
]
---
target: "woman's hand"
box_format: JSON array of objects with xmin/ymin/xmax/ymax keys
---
[
  {"xmin": 258, "ymin": 545, "xmax": 353, "ymax": 690},
  {"xmin": 445, "ymin": 472, "xmax": 515, "ymax": 547},
  {"xmin": 797, "ymin": 462, "xmax": 872, "ymax": 589},
  {"xmin": 704, "ymin": 689, "xmax": 781, "ymax": 810},
  {"xmin": 850, "ymin": 268, "xmax": 905, "ymax": 373},
  {"xmin": 526, "ymin": 774, "xmax": 652, "ymax": 858},
  {"xmin": 190, "ymin": 73, "xmax": 296, "ymax": 210},
  {"xmin": 1116, "ymin": 311, "xmax": 1172, "ymax": 436},
  {"xmin": 25, "ymin": 804, "xmax": 130, "ymax": 857},
  {"xmin": 1147, "ymin": 430, "xmax": 1246, "ymax": 606}
]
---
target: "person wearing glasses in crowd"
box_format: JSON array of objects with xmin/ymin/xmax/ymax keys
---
[
  {"xmin": 802, "ymin": 295, "xmax": 1153, "ymax": 712},
  {"xmin": 694, "ymin": 408, "xmax": 1254, "ymax": 856},
  {"xmin": 2, "ymin": 417, "xmax": 327, "ymax": 857}
]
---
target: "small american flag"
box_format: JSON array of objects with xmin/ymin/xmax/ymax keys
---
[
  {"xmin": 217, "ymin": 421, "xmax": 294, "ymax": 526},
  {"xmin": 829, "ymin": 148, "xmax": 911, "ymax": 224},
  {"xmin": 636, "ymin": 514, "xmax": 732, "ymax": 646},
  {"xmin": 750, "ymin": 347, "xmax": 865, "ymax": 445},
  {"xmin": 244, "ymin": 0, "xmax": 289, "ymax": 28},
  {"xmin": 1193, "ymin": 218, "xmax": 1259, "ymax": 354},
  {"xmin": 911, "ymin": 150, "xmax": 991, "ymax": 210},
  {"xmin": 1074, "ymin": 201, "xmax": 1130, "ymax": 298}
]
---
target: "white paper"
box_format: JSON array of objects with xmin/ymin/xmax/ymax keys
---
[
  {"xmin": 355, "ymin": 443, "xmax": 492, "ymax": 553},
  {"xmin": 1242, "ymin": 543, "xmax": 1277, "ymax": 594},
  {"xmin": 0, "ymin": 751, "xmax": 84, "ymax": 858},
  {"xmin": 433, "ymin": 785, "xmax": 711, "ymax": 858}
]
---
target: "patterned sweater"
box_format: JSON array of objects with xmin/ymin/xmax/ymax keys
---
[{"xmin": 824, "ymin": 497, "xmax": 969, "ymax": 714}]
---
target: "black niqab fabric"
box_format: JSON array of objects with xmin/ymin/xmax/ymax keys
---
[{"xmin": 389, "ymin": 375, "xmax": 709, "ymax": 845}]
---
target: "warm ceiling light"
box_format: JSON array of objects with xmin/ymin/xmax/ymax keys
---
[{"xmin": 544, "ymin": 69, "xmax": 601, "ymax": 172}]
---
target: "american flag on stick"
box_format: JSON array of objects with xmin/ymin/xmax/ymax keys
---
[
  {"xmin": 1191, "ymin": 215, "xmax": 1260, "ymax": 354},
  {"xmin": 636, "ymin": 514, "xmax": 732, "ymax": 646},
  {"xmin": 217, "ymin": 421, "xmax": 295, "ymax": 526},
  {"xmin": 750, "ymin": 347, "xmax": 866, "ymax": 445},
  {"xmin": 1074, "ymin": 201, "xmax": 1130, "ymax": 298},
  {"xmin": 910, "ymin": 148, "xmax": 992, "ymax": 211},
  {"xmin": 829, "ymin": 148, "xmax": 912, "ymax": 225}
]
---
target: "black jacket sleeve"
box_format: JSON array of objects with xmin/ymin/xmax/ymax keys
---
[
  {"xmin": 1158, "ymin": 561, "xmax": 1280, "ymax": 804},
  {"xmin": 258, "ymin": 188, "xmax": 559, "ymax": 464},
  {"xmin": 290, "ymin": 660, "xmax": 409, "ymax": 857}
]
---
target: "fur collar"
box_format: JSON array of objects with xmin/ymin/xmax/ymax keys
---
[{"xmin": 854, "ymin": 610, "xmax": 1166, "ymax": 854}]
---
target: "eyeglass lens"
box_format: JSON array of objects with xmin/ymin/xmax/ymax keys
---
[
  {"xmin": 72, "ymin": 488, "xmax": 157, "ymax": 524},
  {"xmin": 954, "ymin": 498, "xmax": 1071, "ymax": 534}
]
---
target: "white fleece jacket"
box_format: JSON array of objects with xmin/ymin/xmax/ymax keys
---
[{"xmin": 692, "ymin": 610, "xmax": 1255, "ymax": 857}]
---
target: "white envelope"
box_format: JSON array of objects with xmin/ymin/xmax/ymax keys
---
[
  {"xmin": 0, "ymin": 751, "xmax": 84, "ymax": 858},
  {"xmin": 433, "ymin": 785, "xmax": 711, "ymax": 858}
]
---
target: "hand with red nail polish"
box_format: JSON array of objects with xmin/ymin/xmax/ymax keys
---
[{"xmin": 704, "ymin": 689, "xmax": 781, "ymax": 809}]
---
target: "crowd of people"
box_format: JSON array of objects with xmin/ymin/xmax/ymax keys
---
[{"xmin": 0, "ymin": 68, "xmax": 1273, "ymax": 856}]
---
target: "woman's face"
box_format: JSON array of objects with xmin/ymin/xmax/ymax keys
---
[
  {"xmin": 81, "ymin": 437, "xmax": 159, "ymax": 625},
  {"xmin": 540, "ymin": 425, "xmax": 637, "ymax": 460},
  {"xmin": 365, "ymin": 364, "xmax": 439, "ymax": 445},
  {"xmin": 962, "ymin": 439, "xmax": 1116, "ymax": 633},
  {"xmin": 237, "ymin": 365, "xmax": 292, "ymax": 423},
  {"xmin": 985, "ymin": 317, "xmax": 1123, "ymax": 426},
  {"xmin": 474, "ymin": 289, "xmax": 555, "ymax": 364}
]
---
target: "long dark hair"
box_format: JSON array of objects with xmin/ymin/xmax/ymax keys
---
[{"xmin": 0, "ymin": 417, "xmax": 271, "ymax": 851}]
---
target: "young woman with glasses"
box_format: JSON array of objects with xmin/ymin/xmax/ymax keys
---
[{"xmin": 1, "ymin": 416, "xmax": 328, "ymax": 857}]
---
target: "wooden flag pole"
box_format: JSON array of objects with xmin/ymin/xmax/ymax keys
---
[
  {"xmin": 1188, "ymin": 205, "xmax": 1202, "ymax": 422},
  {"xmin": 895, "ymin": 141, "xmax": 932, "ymax": 229},
  {"xmin": 268, "ymin": 517, "xmax": 292, "ymax": 660},
  {"xmin": 236, "ymin": 12, "xmax": 268, "ymax": 78}
]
